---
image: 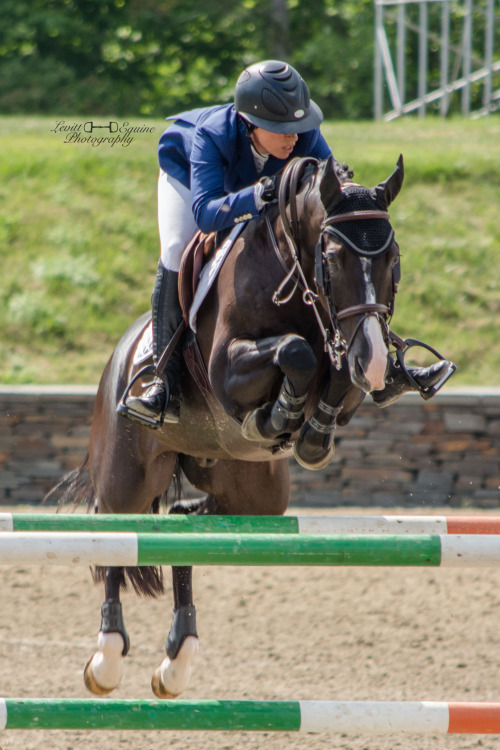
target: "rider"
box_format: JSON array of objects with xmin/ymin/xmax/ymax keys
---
[{"xmin": 120, "ymin": 59, "xmax": 453, "ymax": 428}]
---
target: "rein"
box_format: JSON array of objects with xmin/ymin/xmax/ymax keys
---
[
  {"xmin": 271, "ymin": 158, "xmax": 346, "ymax": 369},
  {"xmin": 268, "ymin": 158, "xmax": 395, "ymax": 370}
]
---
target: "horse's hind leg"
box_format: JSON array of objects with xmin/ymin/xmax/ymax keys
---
[
  {"xmin": 86, "ymin": 409, "xmax": 177, "ymax": 695},
  {"xmin": 152, "ymin": 496, "xmax": 217, "ymax": 698},
  {"xmin": 84, "ymin": 567, "xmax": 130, "ymax": 695},
  {"xmin": 151, "ymin": 458, "xmax": 289, "ymax": 698}
]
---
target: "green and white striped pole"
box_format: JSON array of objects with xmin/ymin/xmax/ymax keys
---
[
  {"xmin": 2, "ymin": 513, "xmax": 499, "ymax": 535},
  {"xmin": 1, "ymin": 531, "xmax": 500, "ymax": 566},
  {"xmin": 2, "ymin": 698, "xmax": 500, "ymax": 733}
]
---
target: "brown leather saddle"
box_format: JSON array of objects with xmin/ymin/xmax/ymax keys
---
[{"xmin": 178, "ymin": 230, "xmax": 217, "ymax": 324}]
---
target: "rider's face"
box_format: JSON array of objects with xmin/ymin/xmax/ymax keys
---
[{"xmin": 251, "ymin": 128, "xmax": 298, "ymax": 160}]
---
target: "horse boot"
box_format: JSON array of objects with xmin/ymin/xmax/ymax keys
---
[
  {"xmin": 372, "ymin": 355, "xmax": 455, "ymax": 408},
  {"xmin": 122, "ymin": 262, "xmax": 183, "ymax": 426},
  {"xmin": 294, "ymin": 389, "xmax": 344, "ymax": 471}
]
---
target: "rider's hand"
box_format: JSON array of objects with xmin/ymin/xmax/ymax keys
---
[{"xmin": 254, "ymin": 175, "xmax": 279, "ymax": 210}]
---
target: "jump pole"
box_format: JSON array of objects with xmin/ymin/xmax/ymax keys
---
[
  {"xmin": 1, "ymin": 531, "xmax": 500, "ymax": 567},
  {"xmin": 2, "ymin": 513, "xmax": 500, "ymax": 535},
  {"xmin": 2, "ymin": 698, "xmax": 500, "ymax": 733}
]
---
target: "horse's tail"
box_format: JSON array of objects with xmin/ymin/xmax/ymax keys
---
[
  {"xmin": 91, "ymin": 473, "xmax": 179, "ymax": 597},
  {"xmin": 44, "ymin": 454, "xmax": 182, "ymax": 598},
  {"xmin": 43, "ymin": 453, "xmax": 94, "ymax": 510}
]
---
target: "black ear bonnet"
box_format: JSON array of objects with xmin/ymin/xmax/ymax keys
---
[{"xmin": 324, "ymin": 184, "xmax": 394, "ymax": 257}]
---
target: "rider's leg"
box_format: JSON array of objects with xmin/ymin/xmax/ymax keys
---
[
  {"xmin": 372, "ymin": 355, "xmax": 455, "ymax": 408},
  {"xmin": 120, "ymin": 172, "xmax": 197, "ymax": 426},
  {"xmin": 124, "ymin": 261, "xmax": 183, "ymax": 423}
]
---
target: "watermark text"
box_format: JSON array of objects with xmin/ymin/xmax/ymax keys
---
[{"xmin": 50, "ymin": 120, "xmax": 156, "ymax": 148}]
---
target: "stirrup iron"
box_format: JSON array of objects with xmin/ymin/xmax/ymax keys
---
[
  {"xmin": 391, "ymin": 335, "xmax": 456, "ymax": 400},
  {"xmin": 116, "ymin": 364, "xmax": 169, "ymax": 429}
]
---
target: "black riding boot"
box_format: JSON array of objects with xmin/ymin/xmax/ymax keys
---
[
  {"xmin": 123, "ymin": 263, "xmax": 183, "ymax": 426},
  {"xmin": 372, "ymin": 356, "xmax": 455, "ymax": 408}
]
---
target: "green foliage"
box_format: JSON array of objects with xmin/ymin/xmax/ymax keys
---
[
  {"xmin": 0, "ymin": 115, "xmax": 499, "ymax": 385},
  {"xmin": 1, "ymin": 0, "xmax": 497, "ymax": 119}
]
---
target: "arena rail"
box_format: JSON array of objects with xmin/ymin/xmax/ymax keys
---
[
  {"xmin": 2, "ymin": 698, "xmax": 500, "ymax": 733},
  {"xmin": 1, "ymin": 531, "xmax": 500, "ymax": 566},
  {"xmin": 2, "ymin": 513, "xmax": 500, "ymax": 535}
]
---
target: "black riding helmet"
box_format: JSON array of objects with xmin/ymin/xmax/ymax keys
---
[{"xmin": 234, "ymin": 60, "xmax": 323, "ymax": 135}]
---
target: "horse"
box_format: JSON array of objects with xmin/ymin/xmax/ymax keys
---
[{"xmin": 61, "ymin": 154, "xmax": 406, "ymax": 698}]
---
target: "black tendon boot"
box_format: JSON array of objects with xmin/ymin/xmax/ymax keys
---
[
  {"xmin": 122, "ymin": 263, "xmax": 183, "ymax": 426},
  {"xmin": 372, "ymin": 355, "xmax": 455, "ymax": 408}
]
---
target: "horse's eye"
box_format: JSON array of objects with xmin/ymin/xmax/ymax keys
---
[{"xmin": 326, "ymin": 251, "xmax": 340, "ymax": 268}]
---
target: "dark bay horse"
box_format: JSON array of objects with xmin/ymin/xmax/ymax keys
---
[{"xmin": 72, "ymin": 155, "xmax": 405, "ymax": 697}]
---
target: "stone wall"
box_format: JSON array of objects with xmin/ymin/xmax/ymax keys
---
[{"xmin": 1, "ymin": 386, "xmax": 499, "ymax": 508}]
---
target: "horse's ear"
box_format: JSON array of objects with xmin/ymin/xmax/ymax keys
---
[
  {"xmin": 374, "ymin": 154, "xmax": 404, "ymax": 207},
  {"xmin": 319, "ymin": 155, "xmax": 343, "ymax": 212}
]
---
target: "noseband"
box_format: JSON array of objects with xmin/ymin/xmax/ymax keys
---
[
  {"xmin": 317, "ymin": 211, "xmax": 397, "ymax": 358},
  {"xmin": 268, "ymin": 157, "xmax": 399, "ymax": 370}
]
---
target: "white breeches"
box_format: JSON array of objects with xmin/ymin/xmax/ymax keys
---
[{"xmin": 158, "ymin": 170, "xmax": 198, "ymax": 272}]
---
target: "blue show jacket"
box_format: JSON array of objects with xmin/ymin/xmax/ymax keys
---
[{"xmin": 158, "ymin": 104, "xmax": 332, "ymax": 234}]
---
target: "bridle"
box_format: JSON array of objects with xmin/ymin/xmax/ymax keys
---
[{"xmin": 267, "ymin": 157, "xmax": 399, "ymax": 370}]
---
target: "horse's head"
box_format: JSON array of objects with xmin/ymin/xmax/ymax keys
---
[{"xmin": 311, "ymin": 155, "xmax": 404, "ymax": 392}]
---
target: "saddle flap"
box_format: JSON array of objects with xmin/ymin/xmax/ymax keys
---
[
  {"xmin": 179, "ymin": 222, "xmax": 249, "ymax": 332},
  {"xmin": 178, "ymin": 230, "xmax": 216, "ymax": 323}
]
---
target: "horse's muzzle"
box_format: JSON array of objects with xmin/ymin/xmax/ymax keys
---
[{"xmin": 347, "ymin": 316, "xmax": 388, "ymax": 393}]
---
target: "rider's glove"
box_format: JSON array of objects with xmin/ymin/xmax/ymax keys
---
[{"xmin": 254, "ymin": 175, "xmax": 279, "ymax": 210}]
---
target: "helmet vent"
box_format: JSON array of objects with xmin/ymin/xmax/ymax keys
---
[
  {"xmin": 261, "ymin": 88, "xmax": 288, "ymax": 116},
  {"xmin": 236, "ymin": 70, "xmax": 251, "ymax": 86}
]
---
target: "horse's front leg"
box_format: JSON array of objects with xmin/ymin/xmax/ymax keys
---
[
  {"xmin": 219, "ymin": 334, "xmax": 317, "ymax": 442},
  {"xmin": 84, "ymin": 567, "xmax": 130, "ymax": 695},
  {"xmin": 294, "ymin": 365, "xmax": 358, "ymax": 470}
]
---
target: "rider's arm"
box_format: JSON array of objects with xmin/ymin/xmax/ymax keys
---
[
  {"xmin": 190, "ymin": 130, "xmax": 260, "ymax": 234},
  {"xmin": 190, "ymin": 119, "xmax": 334, "ymax": 234}
]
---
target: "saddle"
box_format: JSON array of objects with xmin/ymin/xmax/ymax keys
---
[
  {"xmin": 136, "ymin": 224, "xmax": 247, "ymax": 378},
  {"xmin": 178, "ymin": 222, "xmax": 248, "ymax": 331},
  {"xmin": 178, "ymin": 230, "xmax": 217, "ymax": 324},
  {"xmin": 176, "ymin": 225, "xmax": 249, "ymax": 435}
]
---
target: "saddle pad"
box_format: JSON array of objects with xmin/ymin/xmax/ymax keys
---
[
  {"xmin": 188, "ymin": 221, "xmax": 247, "ymax": 332},
  {"xmin": 133, "ymin": 322, "xmax": 153, "ymax": 365},
  {"xmin": 133, "ymin": 221, "xmax": 249, "ymax": 364}
]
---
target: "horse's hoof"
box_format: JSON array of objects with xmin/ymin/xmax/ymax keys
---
[
  {"xmin": 151, "ymin": 636, "xmax": 199, "ymax": 699},
  {"xmin": 294, "ymin": 436, "xmax": 335, "ymax": 471},
  {"xmin": 84, "ymin": 655, "xmax": 116, "ymax": 695},
  {"xmin": 83, "ymin": 633, "xmax": 125, "ymax": 695},
  {"xmin": 241, "ymin": 410, "xmax": 264, "ymax": 441}
]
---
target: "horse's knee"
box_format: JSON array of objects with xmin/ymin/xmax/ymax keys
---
[{"xmin": 276, "ymin": 335, "xmax": 317, "ymax": 390}]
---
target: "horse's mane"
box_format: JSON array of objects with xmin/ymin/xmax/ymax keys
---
[
  {"xmin": 298, "ymin": 158, "xmax": 355, "ymax": 196},
  {"xmin": 334, "ymin": 161, "xmax": 355, "ymax": 184}
]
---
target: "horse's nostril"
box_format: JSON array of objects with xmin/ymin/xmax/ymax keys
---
[{"xmin": 353, "ymin": 357, "xmax": 370, "ymax": 391}]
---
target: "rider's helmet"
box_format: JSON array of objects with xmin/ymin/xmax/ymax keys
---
[{"xmin": 234, "ymin": 60, "xmax": 323, "ymax": 135}]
